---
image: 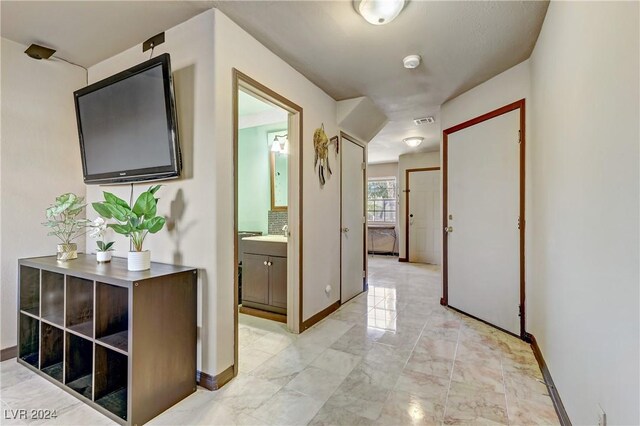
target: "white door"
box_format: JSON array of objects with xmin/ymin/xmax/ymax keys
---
[
  {"xmin": 408, "ymin": 170, "xmax": 441, "ymax": 264},
  {"xmin": 447, "ymin": 109, "xmax": 520, "ymax": 335},
  {"xmin": 341, "ymin": 138, "xmax": 365, "ymax": 303}
]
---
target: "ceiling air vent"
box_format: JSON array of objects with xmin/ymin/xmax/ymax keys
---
[{"xmin": 413, "ymin": 116, "xmax": 435, "ymax": 125}]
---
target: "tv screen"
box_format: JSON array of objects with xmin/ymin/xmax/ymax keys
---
[{"xmin": 74, "ymin": 53, "xmax": 181, "ymax": 184}]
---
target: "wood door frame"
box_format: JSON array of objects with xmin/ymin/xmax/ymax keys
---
[
  {"xmin": 339, "ymin": 131, "xmax": 368, "ymax": 303},
  {"xmin": 441, "ymin": 98, "xmax": 527, "ymax": 339},
  {"xmin": 233, "ymin": 69, "xmax": 304, "ymax": 378},
  {"xmin": 404, "ymin": 167, "xmax": 441, "ymax": 262}
]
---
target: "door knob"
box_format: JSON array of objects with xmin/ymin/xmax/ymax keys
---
[
  {"xmin": 444, "ymin": 226, "xmax": 453, "ymax": 233},
  {"xmin": 342, "ymin": 227, "xmax": 350, "ymax": 233}
]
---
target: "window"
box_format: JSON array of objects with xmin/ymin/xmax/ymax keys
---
[{"xmin": 367, "ymin": 178, "xmax": 397, "ymax": 223}]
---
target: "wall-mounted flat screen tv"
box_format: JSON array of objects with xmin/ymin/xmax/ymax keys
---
[{"xmin": 74, "ymin": 53, "xmax": 181, "ymax": 184}]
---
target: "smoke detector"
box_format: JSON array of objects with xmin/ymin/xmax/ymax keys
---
[
  {"xmin": 403, "ymin": 54, "xmax": 421, "ymax": 69},
  {"xmin": 413, "ymin": 116, "xmax": 435, "ymax": 125}
]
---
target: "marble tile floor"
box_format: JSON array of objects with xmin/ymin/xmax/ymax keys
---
[{"xmin": 1, "ymin": 256, "xmax": 559, "ymax": 425}]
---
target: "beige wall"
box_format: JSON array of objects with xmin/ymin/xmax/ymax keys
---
[
  {"xmin": 397, "ymin": 152, "xmax": 440, "ymax": 260},
  {"xmin": 1, "ymin": 38, "xmax": 87, "ymax": 349},
  {"xmin": 84, "ymin": 11, "xmax": 217, "ymax": 372},
  {"xmin": 212, "ymin": 9, "xmax": 340, "ymax": 325},
  {"xmin": 83, "ymin": 9, "xmax": 340, "ymax": 377},
  {"xmin": 440, "ymin": 2, "xmax": 639, "ymax": 422},
  {"xmin": 528, "ymin": 2, "xmax": 638, "ymax": 423}
]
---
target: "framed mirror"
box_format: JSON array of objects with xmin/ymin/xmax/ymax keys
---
[{"xmin": 268, "ymin": 130, "xmax": 288, "ymax": 211}]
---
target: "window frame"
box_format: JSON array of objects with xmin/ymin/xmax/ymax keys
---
[{"xmin": 367, "ymin": 176, "xmax": 397, "ymax": 225}]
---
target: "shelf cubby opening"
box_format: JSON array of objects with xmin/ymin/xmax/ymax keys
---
[
  {"xmin": 41, "ymin": 270, "xmax": 64, "ymax": 326},
  {"xmin": 19, "ymin": 313, "xmax": 39, "ymax": 367},
  {"xmin": 66, "ymin": 332, "xmax": 93, "ymax": 399},
  {"xmin": 95, "ymin": 345, "xmax": 128, "ymax": 420},
  {"xmin": 66, "ymin": 276, "xmax": 94, "ymax": 338},
  {"xmin": 40, "ymin": 323, "xmax": 63, "ymax": 382},
  {"xmin": 96, "ymin": 282, "xmax": 128, "ymax": 353},
  {"xmin": 19, "ymin": 266, "xmax": 40, "ymax": 316}
]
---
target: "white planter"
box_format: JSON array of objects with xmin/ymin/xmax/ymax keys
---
[
  {"xmin": 128, "ymin": 251, "xmax": 151, "ymax": 271},
  {"xmin": 96, "ymin": 251, "xmax": 112, "ymax": 263}
]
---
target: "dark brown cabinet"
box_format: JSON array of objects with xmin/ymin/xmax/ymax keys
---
[
  {"xmin": 242, "ymin": 254, "xmax": 270, "ymax": 305},
  {"xmin": 17, "ymin": 255, "xmax": 197, "ymax": 426},
  {"xmin": 241, "ymin": 240, "xmax": 287, "ymax": 314},
  {"xmin": 269, "ymin": 256, "xmax": 287, "ymax": 309}
]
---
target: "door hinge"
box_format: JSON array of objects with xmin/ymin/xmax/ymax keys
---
[
  {"xmin": 517, "ymin": 216, "xmax": 524, "ymax": 230},
  {"xmin": 361, "ymin": 162, "xmax": 366, "ymax": 170},
  {"xmin": 362, "ymin": 270, "xmax": 366, "ymax": 278},
  {"xmin": 518, "ymin": 304, "xmax": 522, "ymax": 317},
  {"xmin": 362, "ymin": 216, "xmax": 366, "ymax": 224},
  {"xmin": 518, "ymin": 130, "xmax": 521, "ymax": 144}
]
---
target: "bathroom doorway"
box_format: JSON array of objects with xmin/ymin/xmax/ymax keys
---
[{"xmin": 233, "ymin": 70, "xmax": 303, "ymax": 377}]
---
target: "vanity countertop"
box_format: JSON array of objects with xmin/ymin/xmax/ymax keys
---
[{"xmin": 242, "ymin": 235, "xmax": 287, "ymax": 243}]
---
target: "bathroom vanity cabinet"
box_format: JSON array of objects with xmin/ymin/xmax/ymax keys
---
[{"xmin": 241, "ymin": 236, "xmax": 287, "ymax": 314}]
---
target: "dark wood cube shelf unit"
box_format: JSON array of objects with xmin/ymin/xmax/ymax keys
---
[{"xmin": 17, "ymin": 255, "xmax": 197, "ymax": 426}]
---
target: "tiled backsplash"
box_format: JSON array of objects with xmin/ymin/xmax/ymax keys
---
[{"xmin": 268, "ymin": 210, "xmax": 288, "ymax": 235}]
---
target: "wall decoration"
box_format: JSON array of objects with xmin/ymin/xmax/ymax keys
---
[{"xmin": 313, "ymin": 124, "xmax": 332, "ymax": 185}]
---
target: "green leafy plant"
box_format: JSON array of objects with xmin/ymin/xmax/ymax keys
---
[
  {"xmin": 92, "ymin": 185, "xmax": 166, "ymax": 252},
  {"xmin": 42, "ymin": 193, "xmax": 90, "ymax": 244},
  {"xmin": 96, "ymin": 240, "xmax": 115, "ymax": 252}
]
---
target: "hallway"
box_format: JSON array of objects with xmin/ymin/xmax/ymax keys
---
[{"xmin": 1, "ymin": 256, "xmax": 559, "ymax": 425}]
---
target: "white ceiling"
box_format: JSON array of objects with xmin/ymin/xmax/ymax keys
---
[
  {"xmin": 211, "ymin": 1, "xmax": 548, "ymax": 163},
  {"xmin": 0, "ymin": 1, "xmax": 213, "ymax": 68},
  {"xmin": 1, "ymin": 0, "xmax": 548, "ymax": 163}
]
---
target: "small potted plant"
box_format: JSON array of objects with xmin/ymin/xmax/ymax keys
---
[
  {"xmin": 89, "ymin": 217, "xmax": 114, "ymax": 263},
  {"xmin": 42, "ymin": 193, "xmax": 90, "ymax": 261},
  {"xmin": 92, "ymin": 185, "xmax": 166, "ymax": 271}
]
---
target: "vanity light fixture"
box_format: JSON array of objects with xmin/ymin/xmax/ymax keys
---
[
  {"xmin": 354, "ymin": 0, "xmax": 406, "ymax": 25},
  {"xmin": 403, "ymin": 137, "xmax": 423, "ymax": 147},
  {"xmin": 272, "ymin": 134, "xmax": 289, "ymax": 154}
]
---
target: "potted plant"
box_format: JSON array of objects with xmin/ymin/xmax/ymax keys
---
[
  {"xmin": 42, "ymin": 193, "xmax": 90, "ymax": 261},
  {"xmin": 89, "ymin": 217, "xmax": 114, "ymax": 263},
  {"xmin": 92, "ymin": 185, "xmax": 166, "ymax": 271}
]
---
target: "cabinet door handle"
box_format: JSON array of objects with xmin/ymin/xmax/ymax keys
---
[
  {"xmin": 264, "ymin": 261, "xmax": 268, "ymax": 266},
  {"xmin": 267, "ymin": 261, "xmax": 272, "ymax": 266}
]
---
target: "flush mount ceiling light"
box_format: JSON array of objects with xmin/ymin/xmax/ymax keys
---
[
  {"xmin": 354, "ymin": 0, "xmax": 406, "ymax": 25},
  {"xmin": 403, "ymin": 137, "xmax": 423, "ymax": 148},
  {"xmin": 403, "ymin": 54, "xmax": 421, "ymax": 69}
]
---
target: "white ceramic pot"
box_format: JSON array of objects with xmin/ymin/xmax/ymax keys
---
[
  {"xmin": 96, "ymin": 251, "xmax": 112, "ymax": 263},
  {"xmin": 128, "ymin": 250, "xmax": 151, "ymax": 271}
]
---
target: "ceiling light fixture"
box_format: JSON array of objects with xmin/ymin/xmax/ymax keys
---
[
  {"xmin": 403, "ymin": 54, "xmax": 421, "ymax": 69},
  {"xmin": 403, "ymin": 137, "xmax": 423, "ymax": 148},
  {"xmin": 354, "ymin": 0, "xmax": 406, "ymax": 25}
]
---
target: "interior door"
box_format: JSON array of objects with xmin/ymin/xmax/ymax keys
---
[
  {"xmin": 341, "ymin": 137, "xmax": 365, "ymax": 303},
  {"xmin": 408, "ymin": 170, "xmax": 441, "ymax": 264},
  {"xmin": 447, "ymin": 108, "xmax": 521, "ymax": 335}
]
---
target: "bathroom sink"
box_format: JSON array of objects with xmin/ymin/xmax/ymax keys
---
[{"xmin": 241, "ymin": 235, "xmax": 287, "ymax": 243}]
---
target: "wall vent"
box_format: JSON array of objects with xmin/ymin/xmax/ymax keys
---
[{"xmin": 413, "ymin": 116, "xmax": 435, "ymax": 125}]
